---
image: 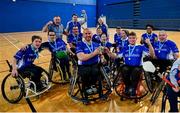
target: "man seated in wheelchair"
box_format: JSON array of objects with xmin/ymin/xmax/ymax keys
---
[
  {"xmin": 149, "ymin": 31, "xmax": 179, "ymax": 74},
  {"xmin": 99, "ymin": 33, "xmax": 112, "ymax": 66},
  {"xmin": 166, "ymin": 59, "xmax": 180, "ymax": 112},
  {"xmin": 41, "ymin": 30, "xmax": 73, "ymax": 81},
  {"xmin": 76, "ymin": 28, "xmax": 111, "ymax": 104},
  {"xmin": 114, "ymin": 29, "xmax": 129, "ymax": 67},
  {"xmin": 67, "ymin": 26, "xmax": 83, "ymax": 60},
  {"xmin": 67, "ymin": 26, "xmax": 82, "ymax": 53},
  {"xmin": 117, "ymin": 32, "xmax": 155, "ymax": 97},
  {"xmin": 11, "ymin": 35, "xmax": 45, "ymax": 92}
]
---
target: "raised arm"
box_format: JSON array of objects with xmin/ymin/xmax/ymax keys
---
[
  {"xmin": 42, "ymin": 21, "xmax": 53, "ymax": 32},
  {"xmin": 145, "ymin": 39, "xmax": 155, "ymax": 58},
  {"xmin": 79, "ymin": 12, "xmax": 87, "ymax": 25}
]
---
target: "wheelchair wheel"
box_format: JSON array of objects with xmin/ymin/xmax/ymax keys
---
[
  {"xmin": 39, "ymin": 67, "xmax": 50, "ymax": 86},
  {"xmin": 69, "ymin": 66, "xmax": 112, "ymax": 103},
  {"xmin": 161, "ymin": 88, "xmax": 168, "ymax": 112},
  {"xmin": 112, "ymin": 67, "xmax": 121, "ymax": 88},
  {"xmin": 21, "ymin": 67, "xmax": 50, "ymax": 98},
  {"xmin": 144, "ymin": 72, "xmax": 154, "ymax": 93},
  {"xmin": 115, "ymin": 73, "xmax": 148, "ymax": 100},
  {"xmin": 150, "ymin": 80, "xmax": 165, "ymax": 105},
  {"xmin": 49, "ymin": 58, "xmax": 65, "ymax": 84},
  {"xmin": 68, "ymin": 75, "xmax": 83, "ymax": 101},
  {"xmin": 100, "ymin": 66, "xmax": 112, "ymax": 97},
  {"xmin": 1, "ymin": 73, "xmax": 25, "ymax": 104}
]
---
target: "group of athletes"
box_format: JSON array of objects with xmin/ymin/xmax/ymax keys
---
[{"xmin": 10, "ymin": 10, "xmax": 180, "ymax": 112}]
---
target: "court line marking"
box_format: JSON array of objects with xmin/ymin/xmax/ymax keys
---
[
  {"xmin": 3, "ymin": 34, "xmax": 44, "ymax": 57},
  {"xmin": 0, "ymin": 34, "xmax": 20, "ymax": 50},
  {"xmin": 0, "ymin": 33, "xmax": 51, "ymax": 71},
  {"xmin": 6, "ymin": 34, "xmax": 53, "ymax": 57}
]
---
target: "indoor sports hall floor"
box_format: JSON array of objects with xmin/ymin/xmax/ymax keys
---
[{"xmin": 0, "ymin": 28, "xmax": 180, "ymax": 112}]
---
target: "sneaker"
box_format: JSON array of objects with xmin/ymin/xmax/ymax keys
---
[
  {"xmin": 83, "ymin": 99, "xmax": 90, "ymax": 105},
  {"xmin": 100, "ymin": 95, "xmax": 108, "ymax": 101},
  {"xmin": 129, "ymin": 88, "xmax": 136, "ymax": 97},
  {"xmin": 91, "ymin": 87, "xmax": 97, "ymax": 93},
  {"xmin": 86, "ymin": 88, "xmax": 93, "ymax": 95}
]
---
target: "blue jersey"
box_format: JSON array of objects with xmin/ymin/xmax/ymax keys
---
[
  {"xmin": 41, "ymin": 38, "xmax": 67, "ymax": 53},
  {"xmin": 101, "ymin": 42, "xmax": 112, "ymax": 49},
  {"xmin": 141, "ymin": 33, "xmax": 158, "ymax": 47},
  {"xmin": 117, "ymin": 37, "xmax": 129, "ymax": 50},
  {"xmin": 118, "ymin": 45, "xmax": 149, "ymax": 66},
  {"xmin": 114, "ymin": 33, "xmax": 121, "ymax": 43},
  {"xmin": 66, "ymin": 21, "xmax": 81, "ymax": 34},
  {"xmin": 14, "ymin": 45, "xmax": 39, "ymax": 69},
  {"xmin": 76, "ymin": 41, "xmax": 100, "ymax": 65},
  {"xmin": 67, "ymin": 33, "xmax": 83, "ymax": 44},
  {"xmin": 48, "ymin": 23, "xmax": 64, "ymax": 39},
  {"xmin": 153, "ymin": 40, "xmax": 179, "ymax": 60},
  {"xmin": 92, "ymin": 34, "xmax": 101, "ymax": 44},
  {"xmin": 98, "ymin": 24, "xmax": 108, "ymax": 35}
]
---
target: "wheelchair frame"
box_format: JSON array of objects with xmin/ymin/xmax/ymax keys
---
[
  {"xmin": 114, "ymin": 67, "xmax": 149, "ymax": 102},
  {"xmin": 1, "ymin": 60, "xmax": 51, "ymax": 104},
  {"xmin": 48, "ymin": 54, "xmax": 71, "ymax": 84},
  {"xmin": 68, "ymin": 62, "xmax": 112, "ymax": 104}
]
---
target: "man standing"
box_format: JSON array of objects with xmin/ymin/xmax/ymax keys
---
[
  {"xmin": 42, "ymin": 16, "xmax": 66, "ymax": 39},
  {"xmin": 141, "ymin": 24, "xmax": 158, "ymax": 47},
  {"xmin": 66, "ymin": 11, "xmax": 87, "ymax": 34}
]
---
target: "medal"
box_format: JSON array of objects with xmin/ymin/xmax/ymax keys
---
[
  {"xmin": 158, "ymin": 41, "xmax": 166, "ymax": 53},
  {"xmin": 31, "ymin": 45, "xmax": 39, "ymax": 58},
  {"xmin": 128, "ymin": 45, "xmax": 136, "ymax": 61},
  {"xmin": 84, "ymin": 41, "xmax": 93, "ymax": 53},
  {"xmin": 146, "ymin": 33, "xmax": 152, "ymax": 39},
  {"xmin": 49, "ymin": 39, "xmax": 57, "ymax": 52}
]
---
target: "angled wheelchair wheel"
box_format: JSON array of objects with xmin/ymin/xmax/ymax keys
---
[
  {"xmin": 69, "ymin": 66, "xmax": 112, "ymax": 103},
  {"xmin": 150, "ymin": 80, "xmax": 165, "ymax": 105},
  {"xmin": 115, "ymin": 73, "xmax": 148, "ymax": 100},
  {"xmin": 49, "ymin": 58, "xmax": 67, "ymax": 84},
  {"xmin": 68, "ymin": 75, "xmax": 83, "ymax": 101},
  {"xmin": 161, "ymin": 88, "xmax": 168, "ymax": 113},
  {"xmin": 23, "ymin": 67, "xmax": 51, "ymax": 98},
  {"xmin": 1, "ymin": 73, "xmax": 25, "ymax": 104},
  {"xmin": 144, "ymin": 72, "xmax": 154, "ymax": 93},
  {"xmin": 112, "ymin": 67, "xmax": 122, "ymax": 88},
  {"xmin": 100, "ymin": 66, "xmax": 112, "ymax": 97}
]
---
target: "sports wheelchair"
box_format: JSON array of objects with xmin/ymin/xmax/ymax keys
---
[
  {"xmin": 48, "ymin": 53, "xmax": 73, "ymax": 84},
  {"xmin": 148, "ymin": 68, "xmax": 180, "ymax": 112},
  {"xmin": 1, "ymin": 60, "xmax": 51, "ymax": 104},
  {"xmin": 114, "ymin": 61, "xmax": 154, "ymax": 103},
  {"xmin": 68, "ymin": 57, "xmax": 112, "ymax": 105},
  {"xmin": 149, "ymin": 65, "xmax": 172, "ymax": 105},
  {"xmin": 142, "ymin": 58, "xmax": 174, "ymax": 93}
]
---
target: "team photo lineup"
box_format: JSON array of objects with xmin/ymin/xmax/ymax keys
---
[{"xmin": 1, "ymin": 0, "xmax": 180, "ymax": 112}]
